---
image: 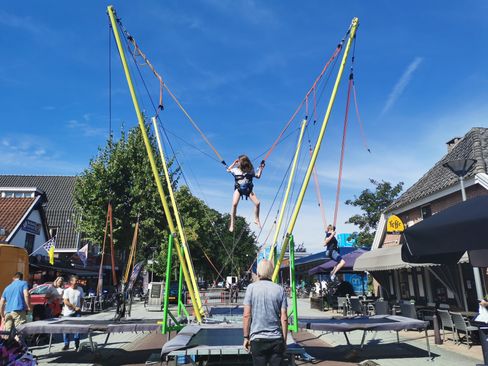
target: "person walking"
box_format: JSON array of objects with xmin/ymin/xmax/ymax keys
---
[
  {"xmin": 243, "ymin": 260, "xmax": 288, "ymax": 366},
  {"xmin": 62, "ymin": 275, "xmax": 84, "ymax": 351},
  {"xmin": 0, "ymin": 272, "xmax": 31, "ymax": 333}
]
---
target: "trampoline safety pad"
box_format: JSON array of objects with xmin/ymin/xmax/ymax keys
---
[{"xmin": 161, "ymin": 323, "xmax": 305, "ymax": 360}]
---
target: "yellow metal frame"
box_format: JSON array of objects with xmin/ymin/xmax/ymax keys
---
[
  {"xmin": 107, "ymin": 5, "xmax": 202, "ymax": 322},
  {"xmin": 272, "ymin": 17, "xmax": 359, "ymax": 282},
  {"xmin": 268, "ymin": 119, "xmax": 307, "ymax": 262},
  {"xmin": 152, "ymin": 117, "xmax": 204, "ymax": 313}
]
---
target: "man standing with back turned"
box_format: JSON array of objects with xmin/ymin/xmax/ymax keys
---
[
  {"xmin": 243, "ymin": 259, "xmax": 288, "ymax": 366},
  {"xmin": 0, "ymin": 272, "xmax": 31, "ymax": 333}
]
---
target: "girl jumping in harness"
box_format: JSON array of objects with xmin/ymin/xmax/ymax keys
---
[
  {"xmin": 324, "ymin": 225, "xmax": 346, "ymax": 282},
  {"xmin": 227, "ymin": 155, "xmax": 265, "ymax": 232}
]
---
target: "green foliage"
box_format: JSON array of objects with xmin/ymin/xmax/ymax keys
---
[
  {"xmin": 74, "ymin": 124, "xmax": 257, "ymax": 281},
  {"xmin": 175, "ymin": 186, "xmax": 257, "ymax": 281},
  {"xmin": 345, "ymin": 179, "xmax": 403, "ymax": 247},
  {"xmin": 74, "ymin": 125, "xmax": 171, "ymax": 262}
]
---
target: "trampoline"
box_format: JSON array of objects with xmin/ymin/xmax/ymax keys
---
[
  {"xmin": 161, "ymin": 323, "xmax": 309, "ymax": 365},
  {"xmin": 207, "ymin": 305, "xmax": 244, "ymax": 323},
  {"xmin": 297, "ymin": 315, "xmax": 430, "ymax": 356},
  {"xmin": 18, "ymin": 318, "xmax": 161, "ymax": 353}
]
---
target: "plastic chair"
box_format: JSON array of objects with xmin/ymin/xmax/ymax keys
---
[
  {"xmin": 337, "ymin": 297, "xmax": 347, "ymax": 314},
  {"xmin": 349, "ymin": 297, "xmax": 363, "ymax": 315},
  {"xmin": 437, "ymin": 309, "xmax": 456, "ymax": 342},
  {"xmin": 450, "ymin": 312, "xmax": 478, "ymax": 347},
  {"xmin": 374, "ymin": 301, "xmax": 389, "ymax": 315},
  {"xmin": 400, "ymin": 303, "xmax": 418, "ymax": 319}
]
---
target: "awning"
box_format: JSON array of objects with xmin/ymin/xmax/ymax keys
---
[
  {"xmin": 402, "ymin": 195, "xmax": 488, "ymax": 265},
  {"xmin": 353, "ymin": 245, "xmax": 435, "ymax": 272},
  {"xmin": 30, "ymin": 263, "xmax": 99, "ymax": 278}
]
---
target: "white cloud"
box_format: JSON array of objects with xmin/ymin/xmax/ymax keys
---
[
  {"xmin": 0, "ymin": 134, "xmax": 84, "ymax": 175},
  {"xmin": 381, "ymin": 57, "xmax": 423, "ymax": 116},
  {"xmin": 66, "ymin": 115, "xmax": 106, "ymax": 138},
  {"xmin": 205, "ymin": 0, "xmax": 279, "ymax": 26}
]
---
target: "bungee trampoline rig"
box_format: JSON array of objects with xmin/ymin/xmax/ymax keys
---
[
  {"xmin": 106, "ymin": 6, "xmax": 428, "ymax": 364},
  {"xmin": 10, "ymin": 8, "xmax": 433, "ymax": 365}
]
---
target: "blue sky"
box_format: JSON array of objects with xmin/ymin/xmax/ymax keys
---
[{"xmin": 1, "ymin": 1, "xmax": 487, "ymax": 253}]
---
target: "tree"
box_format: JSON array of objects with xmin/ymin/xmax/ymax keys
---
[
  {"xmin": 345, "ymin": 179, "xmax": 403, "ymax": 247},
  {"xmin": 74, "ymin": 125, "xmax": 173, "ymax": 264}
]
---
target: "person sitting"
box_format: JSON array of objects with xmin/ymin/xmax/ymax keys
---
[
  {"xmin": 227, "ymin": 155, "xmax": 265, "ymax": 232},
  {"xmin": 324, "ymin": 225, "xmax": 346, "ymax": 282},
  {"xmin": 334, "ymin": 274, "xmax": 355, "ymax": 297}
]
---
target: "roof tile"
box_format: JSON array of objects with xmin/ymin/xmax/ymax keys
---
[
  {"xmin": 388, "ymin": 127, "xmax": 488, "ymax": 211},
  {"xmin": 0, "ymin": 198, "xmax": 36, "ymax": 241}
]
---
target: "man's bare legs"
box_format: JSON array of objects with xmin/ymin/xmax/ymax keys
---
[
  {"xmin": 249, "ymin": 192, "xmax": 261, "ymax": 228},
  {"xmin": 229, "ymin": 190, "xmax": 240, "ymax": 232}
]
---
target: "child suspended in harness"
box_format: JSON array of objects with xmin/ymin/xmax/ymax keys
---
[
  {"xmin": 227, "ymin": 155, "xmax": 265, "ymax": 232},
  {"xmin": 324, "ymin": 225, "xmax": 346, "ymax": 282}
]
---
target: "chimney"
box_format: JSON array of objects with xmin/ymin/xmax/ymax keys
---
[{"xmin": 446, "ymin": 137, "xmax": 461, "ymax": 153}]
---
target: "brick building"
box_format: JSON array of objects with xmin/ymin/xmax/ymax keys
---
[{"xmin": 356, "ymin": 127, "xmax": 488, "ymax": 310}]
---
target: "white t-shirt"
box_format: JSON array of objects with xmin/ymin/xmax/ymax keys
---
[
  {"xmin": 62, "ymin": 286, "xmax": 84, "ymax": 316},
  {"xmin": 230, "ymin": 167, "xmax": 255, "ymax": 185}
]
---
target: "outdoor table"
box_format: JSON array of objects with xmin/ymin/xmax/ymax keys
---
[{"xmin": 416, "ymin": 306, "xmax": 436, "ymax": 321}]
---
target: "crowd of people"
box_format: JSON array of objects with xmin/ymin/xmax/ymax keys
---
[{"xmin": 0, "ymin": 272, "xmax": 85, "ymax": 351}]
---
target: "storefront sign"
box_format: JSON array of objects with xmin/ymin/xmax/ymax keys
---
[{"xmin": 21, "ymin": 219, "xmax": 41, "ymax": 235}]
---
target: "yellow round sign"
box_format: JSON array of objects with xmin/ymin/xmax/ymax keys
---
[{"xmin": 387, "ymin": 215, "xmax": 405, "ymax": 233}]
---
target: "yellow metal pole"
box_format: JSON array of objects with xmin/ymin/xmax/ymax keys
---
[
  {"xmin": 107, "ymin": 5, "xmax": 202, "ymax": 322},
  {"xmin": 272, "ymin": 17, "xmax": 359, "ymax": 282},
  {"xmin": 268, "ymin": 119, "xmax": 307, "ymax": 262},
  {"xmin": 152, "ymin": 117, "xmax": 204, "ymax": 313}
]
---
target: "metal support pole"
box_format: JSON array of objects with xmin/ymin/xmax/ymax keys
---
[
  {"xmin": 151, "ymin": 251, "xmax": 155, "ymax": 283},
  {"xmin": 288, "ymin": 235, "xmax": 298, "ymax": 332},
  {"xmin": 458, "ymin": 264, "xmax": 469, "ymax": 311},
  {"xmin": 272, "ymin": 17, "xmax": 359, "ymax": 282},
  {"xmin": 107, "ymin": 5, "xmax": 202, "ymax": 322},
  {"xmin": 152, "ymin": 117, "xmax": 204, "ymax": 314},
  {"xmin": 459, "ymin": 177, "xmax": 485, "ymax": 302},
  {"xmin": 269, "ymin": 119, "xmax": 308, "ymax": 262},
  {"xmin": 177, "ymin": 264, "xmax": 183, "ymax": 317},
  {"xmin": 162, "ymin": 234, "xmax": 174, "ymax": 334}
]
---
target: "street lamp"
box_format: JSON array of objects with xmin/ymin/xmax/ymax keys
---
[
  {"xmin": 149, "ymin": 246, "xmax": 157, "ymax": 283},
  {"xmin": 442, "ymin": 159, "xmax": 476, "ymax": 201},
  {"xmin": 442, "ymin": 158, "xmax": 484, "ymax": 303}
]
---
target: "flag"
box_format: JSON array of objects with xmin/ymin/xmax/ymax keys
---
[
  {"xmin": 42, "ymin": 237, "xmax": 56, "ymax": 265},
  {"xmin": 77, "ymin": 244, "xmax": 88, "ymax": 267}
]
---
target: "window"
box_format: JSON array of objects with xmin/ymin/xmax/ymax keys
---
[
  {"xmin": 421, "ymin": 205, "xmax": 432, "ymax": 219},
  {"xmin": 0, "ymin": 191, "xmax": 34, "ymax": 198},
  {"xmin": 25, "ymin": 233, "xmax": 35, "ymax": 254},
  {"xmin": 49, "ymin": 227, "xmax": 59, "ymax": 237}
]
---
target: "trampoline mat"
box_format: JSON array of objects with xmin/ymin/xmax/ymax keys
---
[
  {"xmin": 54, "ymin": 318, "xmax": 154, "ymax": 325},
  {"xmin": 188, "ymin": 328, "xmax": 243, "ymax": 347},
  {"xmin": 208, "ymin": 306, "xmax": 244, "ymax": 317},
  {"xmin": 18, "ymin": 318, "xmax": 160, "ymax": 335},
  {"xmin": 297, "ymin": 315, "xmax": 428, "ymax": 332}
]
